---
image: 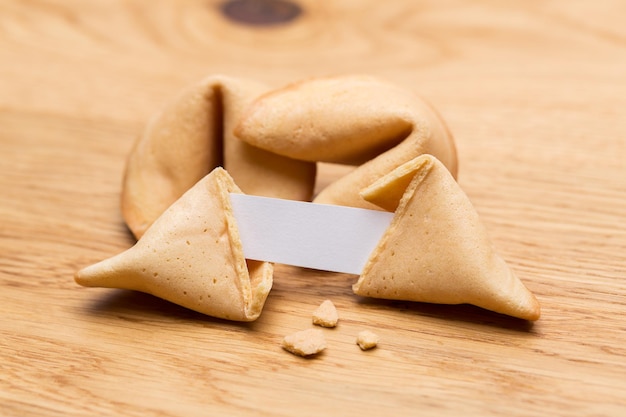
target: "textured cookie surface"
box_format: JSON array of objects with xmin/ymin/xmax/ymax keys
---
[
  {"xmin": 312, "ymin": 299, "xmax": 339, "ymax": 328},
  {"xmin": 77, "ymin": 168, "xmax": 273, "ymax": 321},
  {"xmin": 122, "ymin": 75, "xmax": 315, "ymax": 239},
  {"xmin": 282, "ymin": 328, "xmax": 327, "ymax": 357},
  {"xmin": 354, "ymin": 155, "xmax": 540, "ymax": 321},
  {"xmin": 235, "ymin": 75, "xmax": 415, "ymax": 165}
]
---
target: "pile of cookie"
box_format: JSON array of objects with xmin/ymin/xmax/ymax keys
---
[{"xmin": 75, "ymin": 74, "xmax": 540, "ymax": 323}]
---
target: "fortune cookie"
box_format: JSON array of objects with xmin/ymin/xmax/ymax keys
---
[
  {"xmin": 122, "ymin": 74, "xmax": 316, "ymax": 239},
  {"xmin": 236, "ymin": 75, "xmax": 413, "ymax": 165},
  {"xmin": 235, "ymin": 75, "xmax": 457, "ymax": 210},
  {"xmin": 76, "ymin": 168, "xmax": 273, "ymax": 321},
  {"xmin": 353, "ymin": 155, "xmax": 540, "ymax": 321}
]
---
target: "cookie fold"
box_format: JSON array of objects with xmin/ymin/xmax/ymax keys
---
[
  {"xmin": 77, "ymin": 168, "xmax": 273, "ymax": 321},
  {"xmin": 235, "ymin": 75, "xmax": 415, "ymax": 165},
  {"xmin": 234, "ymin": 74, "xmax": 457, "ymax": 210},
  {"xmin": 122, "ymin": 74, "xmax": 315, "ymax": 239},
  {"xmin": 354, "ymin": 155, "xmax": 540, "ymax": 321}
]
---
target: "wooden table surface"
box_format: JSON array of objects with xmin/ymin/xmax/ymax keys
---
[{"xmin": 1, "ymin": 1, "xmax": 625, "ymax": 416}]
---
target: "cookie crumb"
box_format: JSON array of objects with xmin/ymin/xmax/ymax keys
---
[
  {"xmin": 282, "ymin": 328, "xmax": 327, "ymax": 357},
  {"xmin": 356, "ymin": 330, "xmax": 379, "ymax": 350},
  {"xmin": 312, "ymin": 299, "xmax": 339, "ymax": 328}
]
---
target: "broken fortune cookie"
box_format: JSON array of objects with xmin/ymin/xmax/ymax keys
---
[
  {"xmin": 75, "ymin": 168, "xmax": 273, "ymax": 321},
  {"xmin": 354, "ymin": 154, "xmax": 541, "ymax": 321}
]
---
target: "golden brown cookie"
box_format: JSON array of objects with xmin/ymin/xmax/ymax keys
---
[
  {"xmin": 235, "ymin": 75, "xmax": 414, "ymax": 165},
  {"xmin": 312, "ymin": 299, "xmax": 339, "ymax": 328},
  {"xmin": 356, "ymin": 330, "xmax": 379, "ymax": 350},
  {"xmin": 122, "ymin": 75, "xmax": 316, "ymax": 239},
  {"xmin": 353, "ymin": 155, "xmax": 540, "ymax": 321},
  {"xmin": 234, "ymin": 74, "xmax": 457, "ymax": 210},
  {"xmin": 77, "ymin": 168, "xmax": 273, "ymax": 321},
  {"xmin": 282, "ymin": 328, "xmax": 327, "ymax": 357}
]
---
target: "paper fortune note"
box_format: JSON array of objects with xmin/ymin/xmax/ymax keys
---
[{"xmin": 230, "ymin": 194, "xmax": 394, "ymax": 274}]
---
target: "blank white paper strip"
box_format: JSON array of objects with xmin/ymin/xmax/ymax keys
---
[{"xmin": 230, "ymin": 193, "xmax": 394, "ymax": 275}]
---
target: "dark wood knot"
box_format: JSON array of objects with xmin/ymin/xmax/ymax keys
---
[{"xmin": 220, "ymin": 0, "xmax": 302, "ymax": 26}]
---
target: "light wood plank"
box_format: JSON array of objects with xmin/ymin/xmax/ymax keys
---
[{"xmin": 1, "ymin": 1, "xmax": 625, "ymax": 416}]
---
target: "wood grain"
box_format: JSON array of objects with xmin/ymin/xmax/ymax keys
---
[{"xmin": 1, "ymin": 1, "xmax": 625, "ymax": 416}]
